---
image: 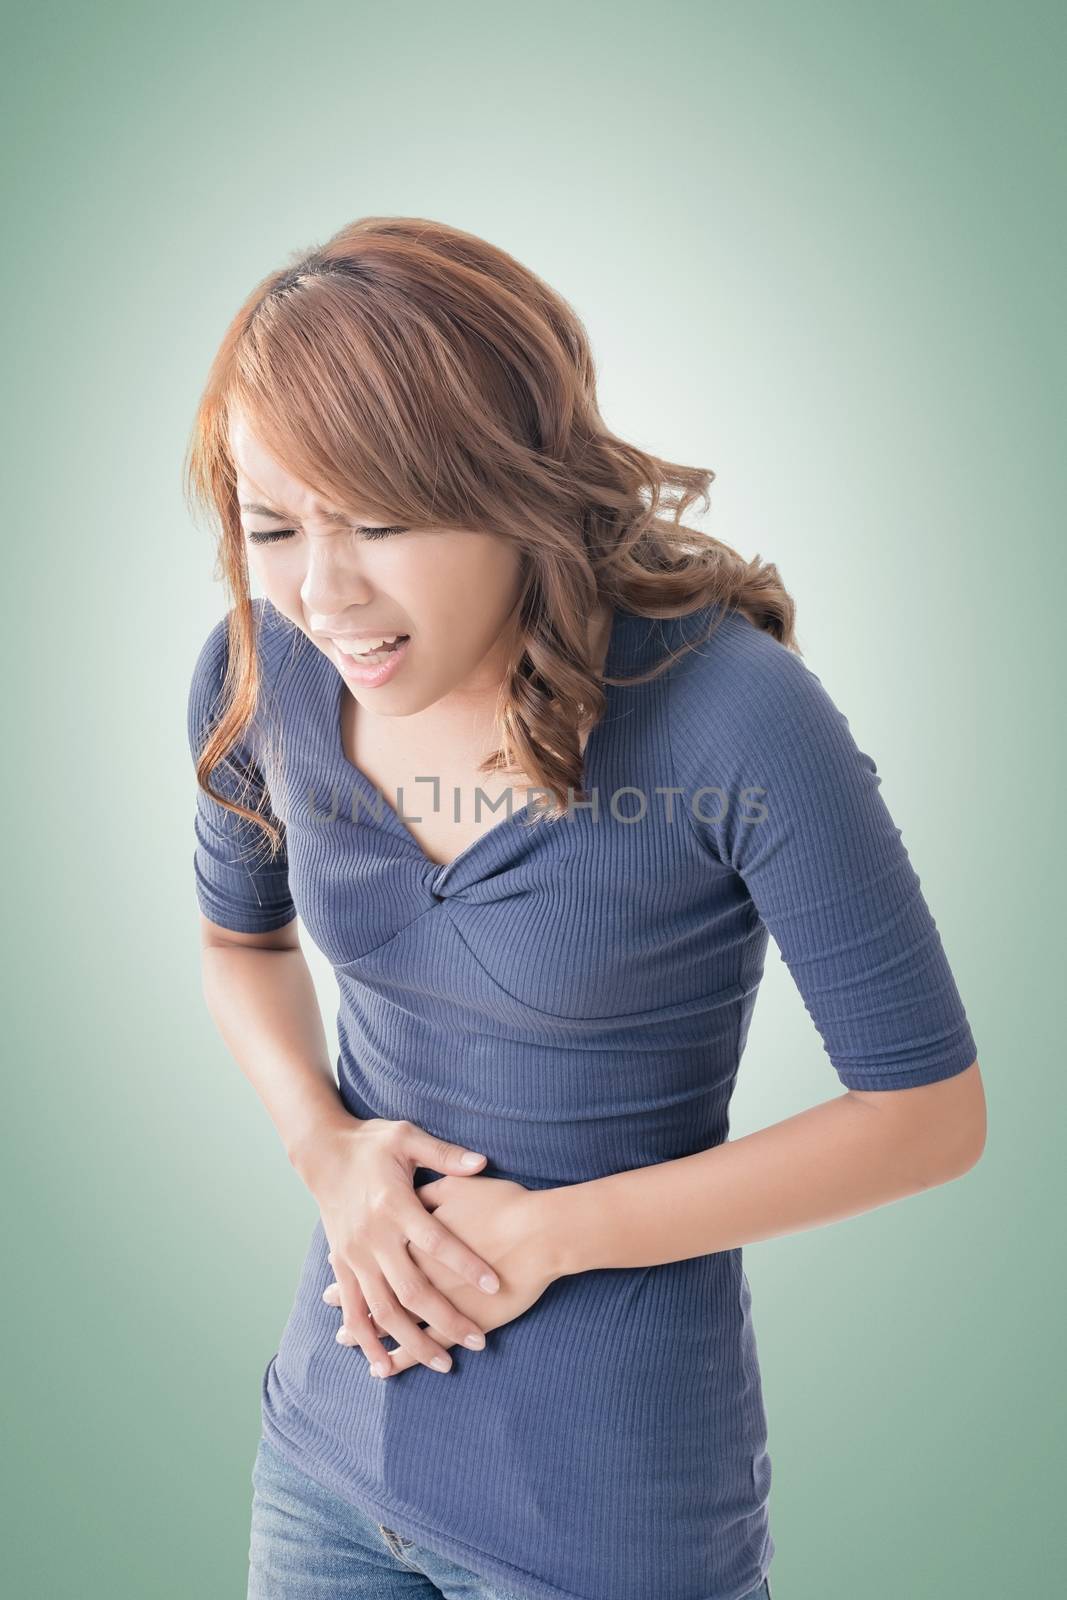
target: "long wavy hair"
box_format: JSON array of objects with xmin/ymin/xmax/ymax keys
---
[{"xmin": 185, "ymin": 215, "xmax": 798, "ymax": 859}]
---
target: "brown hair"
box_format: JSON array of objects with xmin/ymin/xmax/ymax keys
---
[{"xmin": 184, "ymin": 215, "xmax": 798, "ymax": 859}]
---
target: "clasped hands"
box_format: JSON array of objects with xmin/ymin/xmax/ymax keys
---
[{"xmin": 311, "ymin": 1118, "xmax": 562, "ymax": 1381}]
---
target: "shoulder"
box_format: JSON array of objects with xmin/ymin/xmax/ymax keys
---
[
  {"xmin": 187, "ymin": 612, "xmax": 232, "ymax": 748},
  {"xmin": 667, "ymin": 603, "xmax": 844, "ymax": 764},
  {"xmin": 187, "ymin": 598, "xmax": 297, "ymax": 754},
  {"xmin": 665, "ymin": 604, "xmax": 887, "ymax": 872},
  {"xmin": 189, "ymin": 598, "xmax": 295, "ymax": 694}
]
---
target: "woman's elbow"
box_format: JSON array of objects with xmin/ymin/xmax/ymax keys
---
[{"xmin": 848, "ymin": 1058, "xmax": 987, "ymax": 1184}]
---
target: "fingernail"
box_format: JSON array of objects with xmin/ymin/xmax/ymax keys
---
[
  {"xmin": 431, "ymin": 1355, "xmax": 451, "ymax": 1372},
  {"xmin": 370, "ymin": 1362, "xmax": 387, "ymax": 1378},
  {"xmin": 460, "ymin": 1152, "xmax": 484, "ymax": 1168},
  {"xmin": 464, "ymin": 1332, "xmax": 486, "ymax": 1350},
  {"xmin": 479, "ymin": 1273, "xmax": 499, "ymax": 1292}
]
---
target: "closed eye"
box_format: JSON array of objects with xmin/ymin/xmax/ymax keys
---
[{"xmin": 245, "ymin": 526, "xmax": 409, "ymax": 545}]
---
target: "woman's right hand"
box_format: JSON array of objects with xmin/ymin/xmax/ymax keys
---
[{"xmin": 302, "ymin": 1116, "xmax": 501, "ymax": 1377}]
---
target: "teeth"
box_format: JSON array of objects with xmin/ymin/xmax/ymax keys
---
[{"xmin": 339, "ymin": 633, "xmax": 404, "ymax": 655}]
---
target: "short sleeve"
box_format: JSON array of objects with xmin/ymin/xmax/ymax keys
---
[
  {"xmin": 671, "ymin": 622, "xmax": 978, "ymax": 1091},
  {"xmin": 186, "ymin": 615, "xmax": 297, "ymax": 935}
]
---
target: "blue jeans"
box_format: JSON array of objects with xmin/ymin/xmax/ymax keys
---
[{"xmin": 247, "ymin": 1433, "xmax": 773, "ymax": 1599}]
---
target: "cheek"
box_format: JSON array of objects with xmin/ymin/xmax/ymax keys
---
[
  {"xmin": 418, "ymin": 549, "xmax": 523, "ymax": 634},
  {"xmin": 248, "ymin": 558, "xmax": 305, "ymax": 619}
]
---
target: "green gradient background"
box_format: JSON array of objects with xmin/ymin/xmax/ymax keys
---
[{"xmin": 3, "ymin": 2, "xmax": 1061, "ymax": 1595}]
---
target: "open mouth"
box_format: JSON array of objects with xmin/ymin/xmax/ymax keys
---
[
  {"xmin": 333, "ymin": 633, "xmax": 413, "ymax": 685},
  {"xmin": 338, "ymin": 634, "xmax": 410, "ymax": 664}
]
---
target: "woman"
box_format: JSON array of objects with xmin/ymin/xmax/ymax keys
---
[{"xmin": 185, "ymin": 217, "xmax": 985, "ymax": 1600}]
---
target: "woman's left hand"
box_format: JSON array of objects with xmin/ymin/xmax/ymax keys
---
[{"xmin": 321, "ymin": 1174, "xmax": 561, "ymax": 1377}]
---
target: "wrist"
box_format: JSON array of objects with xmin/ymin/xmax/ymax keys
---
[
  {"xmin": 531, "ymin": 1183, "xmax": 595, "ymax": 1279},
  {"xmin": 287, "ymin": 1106, "xmax": 363, "ymax": 1191}
]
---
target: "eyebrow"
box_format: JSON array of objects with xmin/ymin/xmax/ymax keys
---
[{"xmin": 239, "ymin": 500, "xmax": 363, "ymax": 527}]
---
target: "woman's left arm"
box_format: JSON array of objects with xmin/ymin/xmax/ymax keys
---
[
  {"xmin": 535, "ymin": 1061, "xmax": 985, "ymax": 1277},
  {"xmin": 340, "ymin": 1066, "xmax": 985, "ymax": 1371},
  {"xmin": 556, "ymin": 624, "xmax": 990, "ymax": 1280},
  {"xmin": 339, "ymin": 1062, "xmax": 985, "ymax": 1372}
]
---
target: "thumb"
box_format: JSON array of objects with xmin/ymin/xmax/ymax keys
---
[{"xmin": 408, "ymin": 1130, "xmax": 487, "ymax": 1173}]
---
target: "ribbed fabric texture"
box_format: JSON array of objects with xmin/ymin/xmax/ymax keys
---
[{"xmin": 187, "ymin": 598, "xmax": 978, "ymax": 1600}]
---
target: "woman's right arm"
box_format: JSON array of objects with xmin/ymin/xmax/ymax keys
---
[
  {"xmin": 197, "ymin": 912, "xmax": 501, "ymax": 1375},
  {"xmin": 188, "ymin": 612, "xmax": 497, "ymax": 1377},
  {"xmin": 197, "ymin": 913, "xmax": 354, "ymax": 1180}
]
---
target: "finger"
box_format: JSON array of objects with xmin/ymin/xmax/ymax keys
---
[
  {"xmin": 385, "ymin": 1320, "xmax": 458, "ymax": 1377},
  {"xmin": 403, "ymin": 1127, "xmax": 489, "ymax": 1178},
  {"xmin": 401, "ymin": 1193, "xmax": 501, "ymax": 1296},
  {"xmin": 379, "ymin": 1246, "xmax": 488, "ymax": 1359},
  {"xmin": 359, "ymin": 1261, "xmax": 456, "ymax": 1374},
  {"xmin": 329, "ymin": 1253, "xmax": 395, "ymax": 1375},
  {"xmin": 321, "ymin": 1267, "xmax": 483, "ymax": 1356},
  {"xmin": 323, "ymin": 1280, "xmax": 387, "ymax": 1336}
]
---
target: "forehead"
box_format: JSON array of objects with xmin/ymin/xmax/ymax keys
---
[
  {"xmin": 228, "ymin": 413, "xmax": 364, "ymax": 520},
  {"xmin": 229, "ymin": 415, "xmax": 317, "ymax": 503}
]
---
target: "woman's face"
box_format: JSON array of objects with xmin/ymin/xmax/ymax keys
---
[{"xmin": 228, "ymin": 412, "xmax": 526, "ymax": 717}]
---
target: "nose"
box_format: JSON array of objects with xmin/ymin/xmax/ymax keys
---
[{"xmin": 300, "ymin": 541, "xmax": 374, "ymax": 626}]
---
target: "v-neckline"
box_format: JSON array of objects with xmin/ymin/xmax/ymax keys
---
[{"xmin": 326, "ymin": 606, "xmax": 631, "ymax": 885}]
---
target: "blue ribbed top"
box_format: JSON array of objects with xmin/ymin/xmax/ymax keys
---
[{"xmin": 187, "ymin": 597, "xmax": 977, "ymax": 1600}]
